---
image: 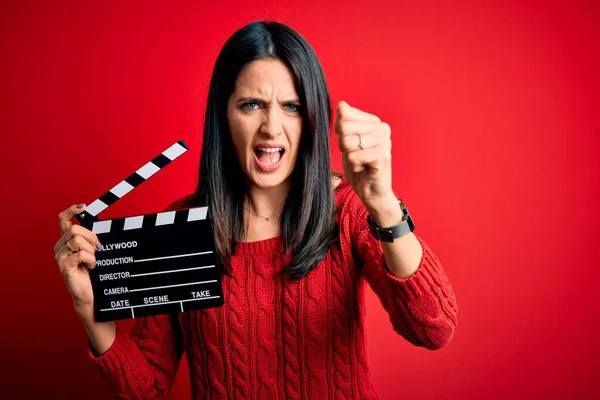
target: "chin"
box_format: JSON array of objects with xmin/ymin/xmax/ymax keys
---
[
  {"xmin": 246, "ymin": 168, "xmax": 292, "ymax": 189},
  {"xmin": 249, "ymin": 175, "xmax": 286, "ymax": 189}
]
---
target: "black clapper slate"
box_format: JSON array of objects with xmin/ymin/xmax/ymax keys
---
[
  {"xmin": 90, "ymin": 207, "xmax": 223, "ymax": 321},
  {"xmin": 75, "ymin": 140, "xmax": 224, "ymax": 322}
]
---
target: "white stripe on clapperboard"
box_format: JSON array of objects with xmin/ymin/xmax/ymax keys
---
[
  {"xmin": 91, "ymin": 206, "xmax": 208, "ymax": 234},
  {"xmin": 85, "ymin": 199, "xmax": 109, "ymax": 219},
  {"xmin": 162, "ymin": 141, "xmax": 187, "ymax": 160}
]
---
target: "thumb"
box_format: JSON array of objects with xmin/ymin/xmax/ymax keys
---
[{"xmin": 58, "ymin": 203, "xmax": 86, "ymax": 234}]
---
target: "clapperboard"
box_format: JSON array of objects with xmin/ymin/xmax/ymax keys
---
[{"xmin": 75, "ymin": 140, "xmax": 224, "ymax": 322}]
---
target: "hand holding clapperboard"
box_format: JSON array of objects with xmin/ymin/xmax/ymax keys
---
[{"xmin": 74, "ymin": 140, "xmax": 224, "ymax": 321}]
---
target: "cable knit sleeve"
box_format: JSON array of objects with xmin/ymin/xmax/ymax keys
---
[
  {"xmin": 87, "ymin": 313, "xmax": 184, "ymax": 399},
  {"xmin": 346, "ymin": 191, "xmax": 458, "ymax": 350},
  {"xmin": 85, "ymin": 196, "xmax": 193, "ymax": 399}
]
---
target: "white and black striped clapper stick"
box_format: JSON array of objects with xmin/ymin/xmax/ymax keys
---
[
  {"xmin": 75, "ymin": 140, "xmax": 189, "ymax": 228},
  {"xmin": 76, "ymin": 139, "xmax": 224, "ymax": 321}
]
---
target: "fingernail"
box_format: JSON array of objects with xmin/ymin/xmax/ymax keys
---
[
  {"xmin": 76, "ymin": 203, "xmax": 85, "ymax": 209},
  {"xmin": 96, "ymin": 242, "xmax": 102, "ymax": 251}
]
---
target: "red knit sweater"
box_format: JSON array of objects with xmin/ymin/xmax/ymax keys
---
[{"xmin": 87, "ymin": 178, "xmax": 457, "ymax": 399}]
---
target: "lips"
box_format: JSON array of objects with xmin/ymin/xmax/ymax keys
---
[{"xmin": 253, "ymin": 144, "xmax": 285, "ymax": 172}]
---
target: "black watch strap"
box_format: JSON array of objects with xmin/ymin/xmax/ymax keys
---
[{"xmin": 366, "ymin": 199, "xmax": 414, "ymax": 242}]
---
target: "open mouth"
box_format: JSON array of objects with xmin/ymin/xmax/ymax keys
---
[{"xmin": 254, "ymin": 146, "xmax": 285, "ymax": 166}]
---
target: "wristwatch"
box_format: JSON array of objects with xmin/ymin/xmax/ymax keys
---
[{"xmin": 366, "ymin": 199, "xmax": 415, "ymax": 242}]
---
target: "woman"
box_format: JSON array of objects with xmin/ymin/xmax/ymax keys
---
[{"xmin": 54, "ymin": 20, "xmax": 457, "ymax": 399}]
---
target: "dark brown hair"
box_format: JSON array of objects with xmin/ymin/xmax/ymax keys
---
[{"xmin": 190, "ymin": 20, "xmax": 339, "ymax": 278}]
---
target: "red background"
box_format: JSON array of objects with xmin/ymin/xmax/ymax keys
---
[{"xmin": 1, "ymin": 1, "xmax": 599, "ymax": 399}]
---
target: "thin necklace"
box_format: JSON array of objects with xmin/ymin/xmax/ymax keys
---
[{"xmin": 244, "ymin": 199, "xmax": 285, "ymax": 221}]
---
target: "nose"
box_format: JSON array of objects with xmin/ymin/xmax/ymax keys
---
[{"xmin": 259, "ymin": 106, "xmax": 283, "ymax": 137}]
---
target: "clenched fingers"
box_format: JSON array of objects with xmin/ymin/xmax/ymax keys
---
[
  {"xmin": 69, "ymin": 235, "xmax": 97, "ymax": 256},
  {"xmin": 345, "ymin": 144, "xmax": 391, "ymax": 173},
  {"xmin": 336, "ymin": 101, "xmax": 381, "ymax": 124},
  {"xmin": 54, "ymin": 224, "xmax": 101, "ymax": 254},
  {"xmin": 335, "ymin": 119, "xmax": 383, "ymax": 138},
  {"xmin": 60, "ymin": 250, "xmax": 97, "ymax": 274},
  {"xmin": 339, "ymin": 131, "xmax": 391, "ymax": 154}
]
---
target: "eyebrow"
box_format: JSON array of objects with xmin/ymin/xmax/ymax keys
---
[{"xmin": 235, "ymin": 96, "xmax": 301, "ymax": 104}]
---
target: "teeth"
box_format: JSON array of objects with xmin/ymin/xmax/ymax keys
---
[{"xmin": 257, "ymin": 147, "xmax": 282, "ymax": 153}]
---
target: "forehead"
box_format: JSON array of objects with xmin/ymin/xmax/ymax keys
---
[{"xmin": 233, "ymin": 59, "xmax": 298, "ymax": 97}]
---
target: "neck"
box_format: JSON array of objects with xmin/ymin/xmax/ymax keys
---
[{"xmin": 244, "ymin": 178, "xmax": 291, "ymax": 218}]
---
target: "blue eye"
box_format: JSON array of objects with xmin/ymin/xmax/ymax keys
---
[
  {"xmin": 242, "ymin": 102, "xmax": 260, "ymax": 111},
  {"xmin": 284, "ymin": 104, "xmax": 301, "ymax": 112}
]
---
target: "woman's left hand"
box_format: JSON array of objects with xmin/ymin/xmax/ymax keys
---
[{"xmin": 334, "ymin": 101, "xmax": 396, "ymax": 212}]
